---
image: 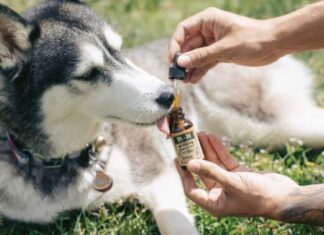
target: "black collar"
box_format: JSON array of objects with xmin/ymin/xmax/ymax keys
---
[{"xmin": 5, "ymin": 132, "xmax": 102, "ymax": 169}]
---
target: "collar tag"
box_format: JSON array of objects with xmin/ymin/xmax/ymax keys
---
[
  {"xmin": 94, "ymin": 171, "xmax": 113, "ymax": 192},
  {"xmin": 92, "ymin": 136, "xmax": 113, "ymax": 193}
]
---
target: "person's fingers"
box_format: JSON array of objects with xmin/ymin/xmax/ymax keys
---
[
  {"xmin": 168, "ymin": 38, "xmax": 183, "ymax": 64},
  {"xmin": 177, "ymin": 36, "xmax": 238, "ymax": 69},
  {"xmin": 200, "ymin": 174, "xmax": 220, "ymax": 191},
  {"xmin": 207, "ymin": 187, "xmax": 225, "ymax": 214},
  {"xmin": 175, "ymin": 160, "xmax": 212, "ymax": 208},
  {"xmin": 196, "ymin": 135, "xmax": 218, "ymax": 190},
  {"xmin": 182, "ymin": 35, "xmax": 206, "ymax": 53},
  {"xmin": 207, "ymin": 134, "xmax": 239, "ymax": 171},
  {"xmin": 189, "ymin": 187, "xmax": 224, "ymax": 213},
  {"xmin": 175, "ymin": 154, "xmax": 216, "ymax": 191},
  {"xmin": 197, "ymin": 133, "xmax": 224, "ymax": 190},
  {"xmin": 186, "ymin": 187, "xmax": 210, "ymax": 209},
  {"xmin": 183, "ymin": 69, "xmax": 194, "ymax": 83},
  {"xmin": 176, "ymin": 42, "xmax": 221, "ymax": 68},
  {"xmin": 168, "ymin": 14, "xmax": 204, "ymax": 63},
  {"xmin": 184, "ymin": 62, "xmax": 217, "ymax": 83},
  {"xmin": 187, "ymin": 160, "xmax": 236, "ymax": 190},
  {"xmin": 175, "ymin": 159, "xmax": 196, "ymax": 192},
  {"xmin": 198, "ymin": 132, "xmax": 224, "ymax": 168},
  {"xmin": 189, "ymin": 62, "xmax": 217, "ymax": 83}
]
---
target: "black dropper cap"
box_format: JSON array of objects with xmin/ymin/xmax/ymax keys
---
[{"xmin": 169, "ymin": 52, "xmax": 187, "ymax": 80}]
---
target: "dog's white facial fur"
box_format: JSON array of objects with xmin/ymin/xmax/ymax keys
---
[
  {"xmin": 74, "ymin": 43, "xmax": 105, "ymax": 76},
  {"xmin": 78, "ymin": 59, "xmax": 167, "ymax": 124},
  {"xmin": 102, "ymin": 25, "xmax": 122, "ymax": 51},
  {"xmin": 41, "ymin": 85, "xmax": 103, "ymax": 156},
  {"xmin": 41, "ymin": 57, "xmax": 167, "ymax": 156},
  {"xmin": 83, "ymin": 71, "xmax": 166, "ymax": 124}
]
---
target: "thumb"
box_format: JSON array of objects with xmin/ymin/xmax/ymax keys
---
[
  {"xmin": 187, "ymin": 160, "xmax": 234, "ymax": 188},
  {"xmin": 177, "ymin": 43, "xmax": 223, "ymax": 68}
]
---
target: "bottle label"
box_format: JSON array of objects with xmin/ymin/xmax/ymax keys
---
[{"xmin": 171, "ymin": 127, "xmax": 204, "ymax": 166}]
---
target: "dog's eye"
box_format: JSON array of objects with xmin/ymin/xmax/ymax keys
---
[
  {"xmin": 87, "ymin": 68, "xmax": 101, "ymax": 78},
  {"xmin": 76, "ymin": 67, "xmax": 101, "ymax": 81}
]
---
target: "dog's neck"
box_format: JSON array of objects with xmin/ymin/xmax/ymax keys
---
[
  {"xmin": 42, "ymin": 112, "xmax": 105, "ymax": 157},
  {"xmin": 0, "ymin": 105, "xmax": 106, "ymax": 158}
]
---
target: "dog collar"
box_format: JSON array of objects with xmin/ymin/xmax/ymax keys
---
[
  {"xmin": 6, "ymin": 132, "xmax": 86, "ymax": 168},
  {"xmin": 4, "ymin": 131, "xmax": 114, "ymax": 192}
]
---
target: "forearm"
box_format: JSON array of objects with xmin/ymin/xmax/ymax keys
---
[
  {"xmin": 270, "ymin": 2, "xmax": 324, "ymax": 54},
  {"xmin": 275, "ymin": 184, "xmax": 324, "ymax": 225}
]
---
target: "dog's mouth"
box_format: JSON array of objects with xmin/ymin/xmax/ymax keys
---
[
  {"xmin": 106, "ymin": 115, "xmax": 170, "ymax": 135},
  {"xmin": 155, "ymin": 116, "xmax": 170, "ymax": 135},
  {"xmin": 134, "ymin": 116, "xmax": 170, "ymax": 136}
]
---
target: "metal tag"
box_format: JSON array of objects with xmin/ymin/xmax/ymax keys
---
[{"xmin": 93, "ymin": 171, "xmax": 113, "ymax": 192}]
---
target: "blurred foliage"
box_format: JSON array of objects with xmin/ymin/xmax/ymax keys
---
[
  {"xmin": 0, "ymin": 0, "xmax": 319, "ymax": 47},
  {"xmin": 0, "ymin": 0, "xmax": 323, "ymax": 234}
]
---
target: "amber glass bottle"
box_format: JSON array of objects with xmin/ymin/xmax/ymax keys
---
[
  {"xmin": 169, "ymin": 107, "xmax": 204, "ymax": 166},
  {"xmin": 169, "ymin": 53, "xmax": 204, "ymax": 166}
]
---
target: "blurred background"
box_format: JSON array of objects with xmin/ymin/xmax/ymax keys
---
[
  {"xmin": 0, "ymin": 0, "xmax": 323, "ymax": 234},
  {"xmin": 4, "ymin": 0, "xmax": 324, "ymax": 89}
]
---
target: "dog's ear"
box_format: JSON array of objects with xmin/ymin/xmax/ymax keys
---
[{"xmin": 0, "ymin": 4, "xmax": 39, "ymax": 70}]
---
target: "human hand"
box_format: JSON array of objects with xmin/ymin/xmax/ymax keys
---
[
  {"xmin": 176, "ymin": 132, "xmax": 299, "ymax": 219},
  {"xmin": 169, "ymin": 8, "xmax": 284, "ymax": 83}
]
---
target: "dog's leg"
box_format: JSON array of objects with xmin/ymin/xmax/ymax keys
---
[
  {"xmin": 140, "ymin": 165, "xmax": 199, "ymax": 235},
  {"xmin": 277, "ymin": 106, "xmax": 324, "ymax": 147}
]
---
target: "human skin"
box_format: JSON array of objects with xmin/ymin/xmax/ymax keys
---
[
  {"xmin": 176, "ymin": 133, "xmax": 324, "ymax": 225},
  {"xmin": 168, "ymin": 2, "xmax": 324, "ymax": 83}
]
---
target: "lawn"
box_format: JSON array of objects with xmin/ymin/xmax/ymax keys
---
[{"xmin": 1, "ymin": 0, "xmax": 324, "ymax": 234}]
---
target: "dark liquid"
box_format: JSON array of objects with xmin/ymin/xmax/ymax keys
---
[{"xmin": 169, "ymin": 107, "xmax": 193, "ymax": 134}]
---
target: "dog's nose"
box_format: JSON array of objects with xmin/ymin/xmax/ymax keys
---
[{"xmin": 156, "ymin": 88, "xmax": 174, "ymax": 109}]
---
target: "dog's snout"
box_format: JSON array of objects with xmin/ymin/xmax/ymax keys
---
[{"xmin": 156, "ymin": 88, "xmax": 174, "ymax": 109}]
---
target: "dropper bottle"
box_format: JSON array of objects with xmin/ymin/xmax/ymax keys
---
[{"xmin": 169, "ymin": 53, "xmax": 204, "ymax": 166}]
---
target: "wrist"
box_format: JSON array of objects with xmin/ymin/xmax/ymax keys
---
[
  {"xmin": 260, "ymin": 18, "xmax": 288, "ymax": 59},
  {"xmin": 274, "ymin": 184, "xmax": 324, "ymax": 225},
  {"xmin": 262, "ymin": 185, "xmax": 300, "ymax": 220},
  {"xmin": 265, "ymin": 17, "xmax": 294, "ymax": 57}
]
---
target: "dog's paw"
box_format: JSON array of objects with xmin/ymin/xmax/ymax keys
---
[{"xmin": 155, "ymin": 209, "xmax": 199, "ymax": 235}]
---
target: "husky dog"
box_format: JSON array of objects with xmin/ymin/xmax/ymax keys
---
[
  {"xmin": 0, "ymin": 1, "xmax": 197, "ymax": 234},
  {"xmin": 0, "ymin": 0, "xmax": 323, "ymax": 234}
]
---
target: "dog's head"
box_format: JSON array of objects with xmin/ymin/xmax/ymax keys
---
[{"xmin": 0, "ymin": 0, "xmax": 173, "ymax": 154}]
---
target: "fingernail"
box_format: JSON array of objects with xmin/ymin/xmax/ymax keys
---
[
  {"xmin": 187, "ymin": 160, "xmax": 201, "ymax": 173},
  {"xmin": 177, "ymin": 55, "xmax": 191, "ymax": 67}
]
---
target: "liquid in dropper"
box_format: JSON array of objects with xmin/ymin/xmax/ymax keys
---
[{"xmin": 173, "ymin": 79, "xmax": 181, "ymax": 108}]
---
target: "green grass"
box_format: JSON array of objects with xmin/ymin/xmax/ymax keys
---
[{"xmin": 1, "ymin": 0, "xmax": 324, "ymax": 234}]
